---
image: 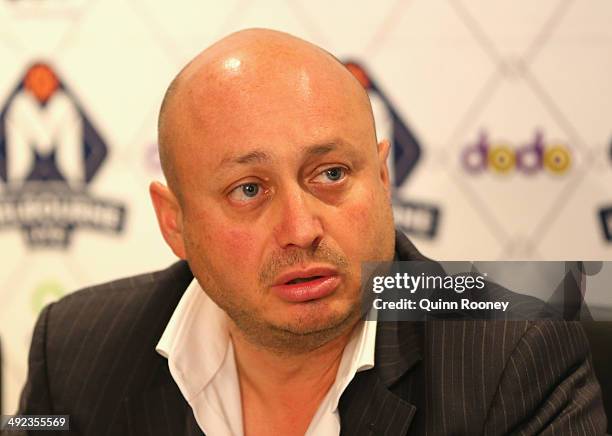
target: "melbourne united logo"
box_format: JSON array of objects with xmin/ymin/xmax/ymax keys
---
[
  {"xmin": 0, "ymin": 63, "xmax": 126, "ymax": 247},
  {"xmin": 344, "ymin": 61, "xmax": 440, "ymax": 238}
]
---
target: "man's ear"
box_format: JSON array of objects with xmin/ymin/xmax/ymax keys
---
[
  {"xmin": 377, "ymin": 139, "xmax": 392, "ymax": 194},
  {"xmin": 149, "ymin": 181, "xmax": 187, "ymax": 259}
]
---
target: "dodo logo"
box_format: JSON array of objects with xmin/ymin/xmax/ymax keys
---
[{"xmin": 461, "ymin": 130, "xmax": 571, "ymax": 175}]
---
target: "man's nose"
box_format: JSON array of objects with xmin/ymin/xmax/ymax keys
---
[{"xmin": 273, "ymin": 187, "xmax": 324, "ymax": 250}]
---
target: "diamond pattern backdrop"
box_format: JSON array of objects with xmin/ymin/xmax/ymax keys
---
[{"xmin": 1, "ymin": 0, "xmax": 611, "ymax": 414}]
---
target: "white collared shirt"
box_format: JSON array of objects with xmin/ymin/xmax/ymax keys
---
[{"xmin": 156, "ymin": 278, "xmax": 377, "ymax": 436}]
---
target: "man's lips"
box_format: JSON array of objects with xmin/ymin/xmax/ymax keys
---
[{"xmin": 271, "ymin": 267, "xmax": 341, "ymax": 303}]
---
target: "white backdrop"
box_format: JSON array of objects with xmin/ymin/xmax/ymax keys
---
[{"xmin": 1, "ymin": 0, "xmax": 611, "ymax": 414}]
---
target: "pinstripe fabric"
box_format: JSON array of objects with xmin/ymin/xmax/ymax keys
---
[
  {"xmin": 17, "ymin": 231, "xmax": 608, "ymax": 435},
  {"xmin": 17, "ymin": 261, "xmax": 197, "ymax": 436}
]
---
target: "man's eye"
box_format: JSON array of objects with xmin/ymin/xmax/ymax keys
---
[
  {"xmin": 229, "ymin": 183, "xmax": 261, "ymax": 202},
  {"xmin": 313, "ymin": 167, "xmax": 347, "ymax": 184}
]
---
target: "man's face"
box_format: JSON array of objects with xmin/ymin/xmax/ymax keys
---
[{"xmin": 167, "ymin": 56, "xmax": 396, "ymax": 351}]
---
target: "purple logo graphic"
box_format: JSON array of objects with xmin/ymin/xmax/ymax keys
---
[
  {"xmin": 345, "ymin": 61, "xmax": 439, "ymax": 238},
  {"xmin": 0, "ymin": 63, "xmax": 126, "ymax": 247},
  {"xmin": 143, "ymin": 142, "xmax": 162, "ymax": 174},
  {"xmin": 461, "ymin": 130, "xmax": 571, "ymax": 175}
]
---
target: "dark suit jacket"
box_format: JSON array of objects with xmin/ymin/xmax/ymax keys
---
[{"xmin": 17, "ymin": 232, "xmax": 608, "ymax": 435}]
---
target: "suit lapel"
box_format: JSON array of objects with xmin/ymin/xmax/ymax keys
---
[
  {"xmin": 338, "ymin": 321, "xmax": 423, "ymax": 436},
  {"xmin": 336, "ymin": 231, "xmax": 429, "ymax": 435},
  {"xmin": 122, "ymin": 377, "xmax": 204, "ymax": 436},
  {"xmin": 394, "ymin": 229, "xmax": 431, "ymax": 263},
  {"xmin": 338, "ymin": 370, "xmax": 417, "ymax": 436}
]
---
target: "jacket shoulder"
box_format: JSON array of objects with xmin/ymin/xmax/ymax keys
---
[
  {"xmin": 52, "ymin": 260, "xmax": 192, "ymax": 309},
  {"xmin": 45, "ymin": 260, "xmax": 193, "ymax": 352},
  {"xmin": 39, "ymin": 261, "xmax": 193, "ymax": 412}
]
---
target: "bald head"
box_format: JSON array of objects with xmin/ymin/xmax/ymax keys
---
[{"xmin": 157, "ymin": 28, "xmax": 375, "ymax": 197}]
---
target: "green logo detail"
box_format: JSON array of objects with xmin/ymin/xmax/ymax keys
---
[{"xmin": 31, "ymin": 280, "xmax": 65, "ymax": 313}]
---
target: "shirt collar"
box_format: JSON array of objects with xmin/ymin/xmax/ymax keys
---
[
  {"xmin": 328, "ymin": 308, "xmax": 377, "ymax": 412},
  {"xmin": 156, "ymin": 278, "xmax": 231, "ymax": 401}
]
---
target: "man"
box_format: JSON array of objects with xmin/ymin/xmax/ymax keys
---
[{"xmin": 18, "ymin": 29, "xmax": 606, "ymax": 435}]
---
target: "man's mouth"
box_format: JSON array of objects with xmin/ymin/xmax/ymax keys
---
[
  {"xmin": 285, "ymin": 275, "xmax": 324, "ymax": 285},
  {"xmin": 271, "ymin": 267, "xmax": 341, "ymax": 303}
]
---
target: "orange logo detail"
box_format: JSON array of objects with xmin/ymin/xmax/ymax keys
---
[{"xmin": 24, "ymin": 63, "xmax": 59, "ymax": 103}]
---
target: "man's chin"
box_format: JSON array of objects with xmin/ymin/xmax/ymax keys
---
[{"xmin": 228, "ymin": 298, "xmax": 361, "ymax": 353}]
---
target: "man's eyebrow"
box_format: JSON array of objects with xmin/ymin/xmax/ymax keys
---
[
  {"xmin": 219, "ymin": 150, "xmax": 272, "ymax": 168},
  {"xmin": 219, "ymin": 141, "xmax": 352, "ymax": 168},
  {"xmin": 302, "ymin": 140, "xmax": 353, "ymax": 157},
  {"xmin": 303, "ymin": 143, "xmax": 336, "ymax": 156}
]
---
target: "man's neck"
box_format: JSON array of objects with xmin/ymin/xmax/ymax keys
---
[{"xmin": 228, "ymin": 320, "xmax": 360, "ymax": 435}]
